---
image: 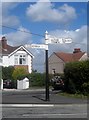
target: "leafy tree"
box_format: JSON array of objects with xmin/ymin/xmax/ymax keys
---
[
  {"xmin": 2, "ymin": 66, "xmax": 14, "ymax": 80},
  {"xmin": 12, "ymin": 67, "xmax": 28, "ymax": 80}
]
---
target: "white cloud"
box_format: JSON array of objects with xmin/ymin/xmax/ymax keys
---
[
  {"xmin": 2, "ymin": 2, "xmax": 20, "ymax": 26},
  {"xmin": 5, "ymin": 26, "xmax": 32, "ymax": 46},
  {"xmin": 48, "ymin": 25, "xmax": 87, "ymax": 54},
  {"xmin": 29, "ymin": 25, "xmax": 87, "ymax": 73},
  {"xmin": 26, "ymin": 1, "xmax": 77, "ymax": 24},
  {"xmin": 3, "ymin": 15, "xmax": 20, "ymax": 26}
]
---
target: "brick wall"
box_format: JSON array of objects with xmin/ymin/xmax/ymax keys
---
[{"xmin": 14, "ymin": 65, "xmax": 29, "ymax": 73}]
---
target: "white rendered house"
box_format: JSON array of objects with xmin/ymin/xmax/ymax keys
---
[{"xmin": 0, "ymin": 37, "xmax": 34, "ymax": 73}]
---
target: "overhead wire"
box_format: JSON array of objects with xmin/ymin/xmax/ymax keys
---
[
  {"xmin": 1, "ymin": 25, "xmax": 87, "ymax": 46},
  {"xmin": 1, "ymin": 25, "xmax": 45, "ymax": 37}
]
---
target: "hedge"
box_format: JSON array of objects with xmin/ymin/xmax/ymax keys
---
[
  {"xmin": 27, "ymin": 73, "xmax": 46, "ymax": 87},
  {"xmin": 64, "ymin": 60, "xmax": 89, "ymax": 94},
  {"xmin": 2, "ymin": 66, "xmax": 15, "ymax": 80}
]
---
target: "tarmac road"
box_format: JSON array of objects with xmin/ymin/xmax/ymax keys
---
[
  {"xmin": 2, "ymin": 89, "xmax": 87, "ymax": 104},
  {"xmin": 1, "ymin": 89, "xmax": 88, "ymax": 119}
]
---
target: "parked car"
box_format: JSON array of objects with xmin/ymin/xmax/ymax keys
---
[
  {"xmin": 3, "ymin": 80, "xmax": 15, "ymax": 89},
  {"xmin": 50, "ymin": 76, "xmax": 64, "ymax": 90}
]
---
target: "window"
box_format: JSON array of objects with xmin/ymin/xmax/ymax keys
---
[
  {"xmin": 52, "ymin": 69, "xmax": 56, "ymax": 74},
  {"xmin": 19, "ymin": 55, "xmax": 26, "ymax": 65},
  {"xmin": 14, "ymin": 55, "xmax": 18, "ymax": 65},
  {"xmin": 14, "ymin": 54, "xmax": 27, "ymax": 65}
]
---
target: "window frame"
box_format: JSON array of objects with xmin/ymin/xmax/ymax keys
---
[{"xmin": 14, "ymin": 54, "xmax": 27, "ymax": 65}]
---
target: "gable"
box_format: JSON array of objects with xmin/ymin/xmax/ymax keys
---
[
  {"xmin": 49, "ymin": 53, "xmax": 64, "ymax": 63},
  {"xmin": 79, "ymin": 53, "xmax": 87, "ymax": 61},
  {"xmin": 8, "ymin": 46, "xmax": 34, "ymax": 58}
]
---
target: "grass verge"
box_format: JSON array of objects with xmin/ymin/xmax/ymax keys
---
[{"xmin": 59, "ymin": 92, "xmax": 87, "ymax": 99}]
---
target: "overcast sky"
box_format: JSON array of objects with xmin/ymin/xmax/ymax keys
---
[{"xmin": 1, "ymin": 0, "xmax": 87, "ymax": 72}]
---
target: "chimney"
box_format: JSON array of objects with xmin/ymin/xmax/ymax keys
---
[
  {"xmin": 1, "ymin": 37, "xmax": 7, "ymax": 50},
  {"xmin": 73, "ymin": 48, "xmax": 81, "ymax": 53}
]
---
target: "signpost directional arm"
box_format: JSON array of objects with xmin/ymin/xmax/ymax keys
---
[{"xmin": 24, "ymin": 44, "xmax": 48, "ymax": 50}]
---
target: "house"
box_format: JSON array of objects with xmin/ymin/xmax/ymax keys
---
[
  {"xmin": 0, "ymin": 36, "xmax": 34, "ymax": 73},
  {"xmin": 48, "ymin": 48, "xmax": 88, "ymax": 74}
]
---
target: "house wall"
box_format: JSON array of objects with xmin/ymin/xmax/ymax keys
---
[
  {"xmin": 28, "ymin": 55, "xmax": 32, "ymax": 73},
  {"xmin": 2, "ymin": 50, "xmax": 32, "ymax": 73},
  {"xmin": 9, "ymin": 55, "xmax": 14, "ymax": 66},
  {"xmin": 79, "ymin": 53, "xmax": 88, "ymax": 61},
  {"xmin": 49, "ymin": 54, "xmax": 65, "ymax": 74},
  {"xmin": 2, "ymin": 56, "xmax": 9, "ymax": 67}
]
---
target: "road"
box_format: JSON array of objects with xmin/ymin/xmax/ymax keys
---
[
  {"xmin": 2, "ymin": 104, "xmax": 87, "ymax": 118},
  {"xmin": 1, "ymin": 89, "xmax": 88, "ymax": 119},
  {"xmin": 2, "ymin": 89, "xmax": 87, "ymax": 104}
]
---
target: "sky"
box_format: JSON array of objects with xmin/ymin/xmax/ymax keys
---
[{"xmin": 1, "ymin": 0, "xmax": 88, "ymax": 72}]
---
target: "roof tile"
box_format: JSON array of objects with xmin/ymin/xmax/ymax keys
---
[{"xmin": 55, "ymin": 52, "xmax": 85, "ymax": 62}]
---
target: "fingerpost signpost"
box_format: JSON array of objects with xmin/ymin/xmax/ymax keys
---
[{"xmin": 25, "ymin": 31, "xmax": 72, "ymax": 101}]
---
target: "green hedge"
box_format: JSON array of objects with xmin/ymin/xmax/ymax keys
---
[
  {"xmin": 2, "ymin": 66, "xmax": 15, "ymax": 80},
  {"xmin": 64, "ymin": 60, "xmax": 89, "ymax": 94},
  {"xmin": 27, "ymin": 73, "xmax": 46, "ymax": 87}
]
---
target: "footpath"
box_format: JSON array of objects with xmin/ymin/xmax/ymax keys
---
[{"xmin": 2, "ymin": 88, "xmax": 87, "ymax": 104}]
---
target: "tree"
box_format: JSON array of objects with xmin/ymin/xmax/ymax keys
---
[
  {"xmin": 2, "ymin": 66, "xmax": 14, "ymax": 80},
  {"xmin": 12, "ymin": 67, "xmax": 28, "ymax": 80}
]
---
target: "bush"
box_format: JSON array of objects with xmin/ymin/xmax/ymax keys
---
[
  {"xmin": 27, "ymin": 73, "xmax": 45, "ymax": 87},
  {"xmin": 64, "ymin": 60, "xmax": 89, "ymax": 94},
  {"xmin": 12, "ymin": 67, "xmax": 28, "ymax": 80},
  {"xmin": 2, "ymin": 66, "xmax": 14, "ymax": 80},
  {"xmin": 82, "ymin": 82, "xmax": 89, "ymax": 95}
]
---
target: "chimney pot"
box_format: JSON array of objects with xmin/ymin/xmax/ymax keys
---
[{"xmin": 73, "ymin": 48, "xmax": 81, "ymax": 53}]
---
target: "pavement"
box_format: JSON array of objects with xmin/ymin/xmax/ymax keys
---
[{"xmin": 2, "ymin": 88, "xmax": 87, "ymax": 104}]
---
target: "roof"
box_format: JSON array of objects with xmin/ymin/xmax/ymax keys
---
[
  {"xmin": 0, "ymin": 37, "xmax": 34, "ymax": 58},
  {"xmin": 1, "ymin": 44, "xmax": 20, "ymax": 55},
  {"xmin": 8, "ymin": 45, "xmax": 34, "ymax": 58},
  {"xmin": 54, "ymin": 52, "xmax": 85, "ymax": 62}
]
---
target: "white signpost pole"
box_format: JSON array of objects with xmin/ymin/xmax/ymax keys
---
[
  {"xmin": 25, "ymin": 31, "xmax": 72, "ymax": 101},
  {"xmin": 45, "ymin": 31, "xmax": 50, "ymax": 101},
  {"xmin": 44, "ymin": 31, "xmax": 72, "ymax": 101}
]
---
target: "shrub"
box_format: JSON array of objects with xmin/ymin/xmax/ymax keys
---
[
  {"xmin": 82, "ymin": 82, "xmax": 89, "ymax": 95},
  {"xmin": 27, "ymin": 73, "xmax": 45, "ymax": 87},
  {"xmin": 2, "ymin": 66, "xmax": 14, "ymax": 80},
  {"xmin": 12, "ymin": 67, "xmax": 28, "ymax": 80},
  {"xmin": 64, "ymin": 60, "xmax": 89, "ymax": 94}
]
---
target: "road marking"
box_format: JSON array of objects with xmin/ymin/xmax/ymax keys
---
[
  {"xmin": 1, "ymin": 104, "xmax": 87, "ymax": 107},
  {"xmin": 22, "ymin": 113, "xmax": 87, "ymax": 117},
  {"xmin": 2, "ymin": 104, "xmax": 54, "ymax": 107}
]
